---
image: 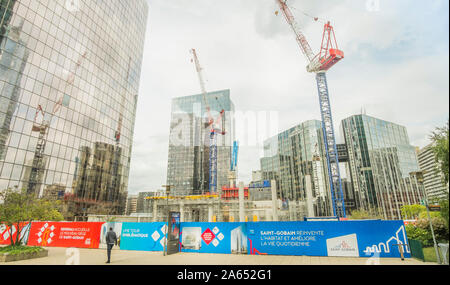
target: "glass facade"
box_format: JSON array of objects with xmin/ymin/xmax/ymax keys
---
[
  {"xmin": 417, "ymin": 143, "xmax": 449, "ymax": 200},
  {"xmin": 340, "ymin": 114, "xmax": 424, "ymax": 219},
  {"xmin": 260, "ymin": 120, "xmax": 333, "ymax": 217},
  {"xmin": 166, "ymin": 89, "xmax": 235, "ymax": 196},
  {"xmin": 0, "ymin": 0, "xmax": 148, "ymax": 215}
]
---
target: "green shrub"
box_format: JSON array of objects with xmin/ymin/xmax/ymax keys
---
[{"xmin": 0, "ymin": 246, "xmax": 43, "ymax": 255}]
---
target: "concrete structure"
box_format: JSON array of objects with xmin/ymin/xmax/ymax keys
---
[
  {"xmin": 0, "ymin": 0, "xmax": 148, "ymax": 217},
  {"xmin": 125, "ymin": 194, "xmax": 138, "ymax": 216},
  {"xmin": 166, "ymin": 90, "xmax": 235, "ymax": 196},
  {"xmin": 340, "ymin": 114, "xmax": 424, "ymax": 219},
  {"xmin": 417, "ymin": 143, "xmax": 449, "ymax": 200}
]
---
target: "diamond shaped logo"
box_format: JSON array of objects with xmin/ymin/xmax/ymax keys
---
[
  {"xmin": 50, "ymin": 225, "xmax": 55, "ymax": 231},
  {"xmin": 212, "ymin": 239, "xmax": 219, "ymax": 247},
  {"xmin": 201, "ymin": 228, "xmax": 215, "ymax": 245},
  {"xmin": 212, "ymin": 227, "xmax": 219, "ymax": 235},
  {"xmin": 37, "ymin": 232, "xmax": 42, "ymax": 237},
  {"xmin": 37, "ymin": 238, "xmax": 42, "ymax": 243},
  {"xmin": 217, "ymin": 232, "xmax": 224, "ymax": 241},
  {"xmin": 50, "ymin": 232, "xmax": 54, "ymax": 238},
  {"xmin": 44, "ymin": 223, "xmax": 48, "ymax": 228},
  {"xmin": 152, "ymin": 231, "xmax": 160, "ymax": 241},
  {"xmin": 161, "ymin": 224, "xmax": 167, "ymax": 234},
  {"xmin": 47, "ymin": 238, "xmax": 52, "ymax": 244}
]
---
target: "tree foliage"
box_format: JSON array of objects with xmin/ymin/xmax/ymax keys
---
[
  {"xmin": 0, "ymin": 188, "xmax": 64, "ymax": 246},
  {"xmin": 347, "ymin": 208, "xmax": 383, "ymax": 220},
  {"xmin": 401, "ymin": 204, "xmax": 426, "ymax": 219},
  {"xmin": 430, "ymin": 120, "xmax": 449, "ymax": 184}
]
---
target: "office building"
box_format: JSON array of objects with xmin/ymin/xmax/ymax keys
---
[
  {"xmin": 0, "ymin": 0, "xmax": 148, "ymax": 216},
  {"xmin": 125, "ymin": 194, "xmax": 137, "ymax": 216},
  {"xmin": 260, "ymin": 120, "xmax": 333, "ymax": 217},
  {"xmin": 417, "ymin": 143, "xmax": 449, "ymax": 200},
  {"xmin": 340, "ymin": 114, "xmax": 424, "ymax": 219},
  {"xmin": 166, "ymin": 90, "xmax": 235, "ymax": 196}
]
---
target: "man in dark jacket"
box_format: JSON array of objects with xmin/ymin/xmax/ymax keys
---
[{"xmin": 105, "ymin": 227, "xmax": 117, "ymax": 263}]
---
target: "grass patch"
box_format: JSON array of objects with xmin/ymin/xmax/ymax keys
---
[
  {"xmin": 0, "ymin": 245, "xmax": 44, "ymax": 256},
  {"xmin": 423, "ymin": 246, "xmax": 449, "ymax": 263}
]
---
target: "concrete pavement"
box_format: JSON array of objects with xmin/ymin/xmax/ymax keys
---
[{"xmin": 0, "ymin": 247, "xmax": 436, "ymax": 265}]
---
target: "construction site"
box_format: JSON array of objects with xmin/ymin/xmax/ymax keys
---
[{"xmin": 88, "ymin": 0, "xmax": 350, "ymax": 223}]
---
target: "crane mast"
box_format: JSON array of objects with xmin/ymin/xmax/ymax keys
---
[
  {"xmin": 190, "ymin": 49, "xmax": 225, "ymax": 194},
  {"xmin": 275, "ymin": 0, "xmax": 346, "ymax": 218}
]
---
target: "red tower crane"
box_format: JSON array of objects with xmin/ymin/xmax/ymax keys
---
[{"xmin": 275, "ymin": 0, "xmax": 346, "ymax": 218}]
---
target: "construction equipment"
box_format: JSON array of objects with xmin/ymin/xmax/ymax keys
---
[
  {"xmin": 27, "ymin": 51, "xmax": 87, "ymax": 196},
  {"xmin": 275, "ymin": 0, "xmax": 346, "ymax": 218},
  {"xmin": 228, "ymin": 140, "xmax": 239, "ymax": 187},
  {"xmin": 190, "ymin": 49, "xmax": 225, "ymax": 194}
]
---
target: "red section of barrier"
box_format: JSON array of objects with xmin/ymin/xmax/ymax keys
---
[
  {"xmin": 27, "ymin": 222, "xmax": 104, "ymax": 248},
  {"xmin": 0, "ymin": 222, "xmax": 30, "ymax": 245}
]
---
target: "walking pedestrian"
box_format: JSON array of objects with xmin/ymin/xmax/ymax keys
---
[{"xmin": 105, "ymin": 227, "xmax": 117, "ymax": 264}]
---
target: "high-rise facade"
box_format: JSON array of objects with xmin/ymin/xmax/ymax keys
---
[
  {"xmin": 0, "ymin": 0, "xmax": 148, "ymax": 215},
  {"xmin": 417, "ymin": 143, "xmax": 449, "ymax": 200},
  {"xmin": 166, "ymin": 89, "xmax": 235, "ymax": 196},
  {"xmin": 260, "ymin": 120, "xmax": 333, "ymax": 217},
  {"xmin": 340, "ymin": 114, "xmax": 424, "ymax": 220}
]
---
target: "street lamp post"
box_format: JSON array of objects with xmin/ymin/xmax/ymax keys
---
[{"xmin": 162, "ymin": 185, "xmax": 172, "ymax": 256}]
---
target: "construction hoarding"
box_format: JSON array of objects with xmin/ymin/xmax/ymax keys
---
[
  {"xmin": 119, "ymin": 222, "xmax": 167, "ymax": 251},
  {"xmin": 246, "ymin": 220, "xmax": 410, "ymax": 258},
  {"xmin": 0, "ymin": 222, "xmax": 31, "ymax": 245},
  {"xmin": 27, "ymin": 222, "xmax": 103, "ymax": 248},
  {"xmin": 180, "ymin": 222, "xmax": 248, "ymax": 254}
]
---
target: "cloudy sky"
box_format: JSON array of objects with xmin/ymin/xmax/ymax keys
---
[{"xmin": 128, "ymin": 0, "xmax": 449, "ymax": 194}]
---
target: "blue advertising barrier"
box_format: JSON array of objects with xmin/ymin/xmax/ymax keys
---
[
  {"xmin": 180, "ymin": 222, "xmax": 247, "ymax": 254},
  {"xmin": 117, "ymin": 220, "xmax": 410, "ymax": 258},
  {"xmin": 245, "ymin": 220, "xmax": 410, "ymax": 258},
  {"xmin": 120, "ymin": 222, "xmax": 167, "ymax": 251}
]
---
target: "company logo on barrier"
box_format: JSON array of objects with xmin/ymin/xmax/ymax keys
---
[
  {"xmin": 326, "ymin": 234, "xmax": 359, "ymax": 257},
  {"xmin": 200, "ymin": 227, "xmax": 224, "ymax": 247},
  {"xmin": 201, "ymin": 228, "xmax": 215, "ymax": 245},
  {"xmin": 37, "ymin": 223, "xmax": 55, "ymax": 246},
  {"xmin": 363, "ymin": 225, "xmax": 410, "ymax": 255}
]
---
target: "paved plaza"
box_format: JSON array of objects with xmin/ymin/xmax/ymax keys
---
[{"xmin": 0, "ymin": 247, "xmax": 436, "ymax": 265}]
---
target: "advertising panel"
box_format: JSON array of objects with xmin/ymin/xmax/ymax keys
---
[
  {"xmin": 246, "ymin": 220, "xmax": 410, "ymax": 258},
  {"xmin": 27, "ymin": 222, "xmax": 103, "ymax": 248},
  {"xmin": 99, "ymin": 222, "xmax": 123, "ymax": 249},
  {"xmin": 0, "ymin": 222, "xmax": 31, "ymax": 245},
  {"xmin": 120, "ymin": 222, "xmax": 167, "ymax": 251},
  {"xmin": 180, "ymin": 222, "xmax": 248, "ymax": 254}
]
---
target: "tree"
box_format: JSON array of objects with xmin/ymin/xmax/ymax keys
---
[
  {"xmin": 430, "ymin": 120, "xmax": 449, "ymax": 185},
  {"xmin": 347, "ymin": 208, "xmax": 383, "ymax": 220},
  {"xmin": 401, "ymin": 204, "xmax": 426, "ymax": 220},
  {"xmin": 429, "ymin": 121, "xmax": 450, "ymax": 230},
  {"xmin": 0, "ymin": 189, "xmax": 64, "ymax": 246}
]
